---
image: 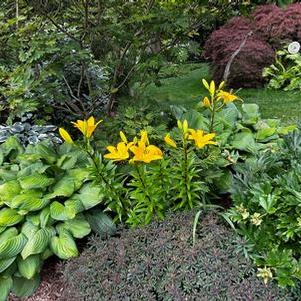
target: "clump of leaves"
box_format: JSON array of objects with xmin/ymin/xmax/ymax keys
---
[
  {"xmin": 0, "ymin": 136, "xmax": 116, "ymax": 300},
  {"xmin": 227, "ymin": 129, "xmax": 301, "ymax": 287},
  {"xmin": 61, "ymin": 211, "xmax": 298, "ymax": 301}
]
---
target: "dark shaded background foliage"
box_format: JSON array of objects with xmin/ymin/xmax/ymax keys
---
[
  {"xmin": 204, "ymin": 3, "xmax": 301, "ymax": 88},
  {"xmin": 61, "ymin": 211, "xmax": 298, "ymax": 301}
]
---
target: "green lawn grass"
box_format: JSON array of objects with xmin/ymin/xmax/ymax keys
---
[{"xmin": 141, "ymin": 63, "xmax": 301, "ymax": 123}]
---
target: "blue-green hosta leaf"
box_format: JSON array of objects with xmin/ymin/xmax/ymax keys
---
[
  {"xmin": 0, "ymin": 180, "xmax": 21, "ymax": 203},
  {"xmin": 85, "ymin": 210, "xmax": 116, "ymax": 237},
  {"xmin": 0, "ymin": 257, "xmax": 16, "ymax": 273},
  {"xmin": 57, "ymin": 216, "xmax": 91, "ymax": 238},
  {"xmin": 75, "ymin": 184, "xmax": 105, "ymax": 210},
  {"xmin": 48, "ymin": 175, "xmax": 75, "ymax": 198},
  {"xmin": 0, "ymin": 168, "xmax": 18, "ymax": 182},
  {"xmin": 19, "ymin": 174, "xmax": 54, "ymax": 190},
  {"xmin": 241, "ymin": 103, "xmax": 260, "ymax": 125},
  {"xmin": 21, "ymin": 228, "xmax": 55, "ymax": 260},
  {"xmin": 50, "ymin": 230, "xmax": 78, "ymax": 260},
  {"xmin": 50, "ymin": 201, "xmax": 76, "ymax": 221},
  {"xmin": 11, "ymin": 191, "xmax": 50, "ymax": 213},
  {"xmin": 17, "ymin": 255, "xmax": 41, "ymax": 279},
  {"xmin": 12, "ymin": 275, "xmax": 40, "ymax": 298},
  {"xmin": 0, "ymin": 233, "xmax": 27, "ymax": 259},
  {"xmin": 0, "ymin": 209, "xmax": 23, "ymax": 227},
  {"xmin": 0, "ymin": 276, "xmax": 13, "ymax": 301}
]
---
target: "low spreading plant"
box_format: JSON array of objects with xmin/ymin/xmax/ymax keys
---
[
  {"xmin": 226, "ymin": 129, "xmax": 301, "ymax": 287},
  {"xmin": 61, "ymin": 211, "xmax": 299, "ymax": 301},
  {"xmin": 263, "ymin": 46, "xmax": 301, "ymax": 91}
]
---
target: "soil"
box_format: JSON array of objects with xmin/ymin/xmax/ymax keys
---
[{"xmin": 8, "ymin": 258, "xmax": 64, "ymax": 301}]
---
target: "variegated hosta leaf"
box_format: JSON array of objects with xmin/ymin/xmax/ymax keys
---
[
  {"xmin": 0, "ymin": 227, "xmax": 6, "ymax": 235},
  {"xmin": 17, "ymin": 255, "xmax": 41, "ymax": 279},
  {"xmin": 11, "ymin": 191, "xmax": 50, "ymax": 213},
  {"xmin": 26, "ymin": 214, "xmax": 41, "ymax": 227},
  {"xmin": 0, "ymin": 228, "xmax": 18, "ymax": 245},
  {"xmin": 57, "ymin": 216, "xmax": 91, "ymax": 238},
  {"xmin": 12, "ymin": 275, "xmax": 40, "ymax": 298},
  {"xmin": 67, "ymin": 168, "xmax": 92, "ymax": 190},
  {"xmin": 64, "ymin": 198, "xmax": 85, "ymax": 214},
  {"xmin": 39, "ymin": 207, "xmax": 51, "ymax": 228},
  {"xmin": 0, "ymin": 257, "xmax": 16, "ymax": 273},
  {"xmin": 0, "ymin": 209, "xmax": 23, "ymax": 227},
  {"xmin": 34, "ymin": 143, "xmax": 57, "ymax": 164},
  {"xmin": 0, "ymin": 180, "xmax": 21, "ymax": 203},
  {"xmin": 75, "ymin": 184, "xmax": 105, "ymax": 210},
  {"xmin": 0, "ymin": 233, "xmax": 27, "ymax": 260},
  {"xmin": 17, "ymin": 162, "xmax": 49, "ymax": 178},
  {"xmin": 50, "ymin": 230, "xmax": 78, "ymax": 260},
  {"xmin": 21, "ymin": 228, "xmax": 55, "ymax": 260},
  {"xmin": 47, "ymin": 175, "xmax": 75, "ymax": 198},
  {"xmin": 41, "ymin": 248, "xmax": 53, "ymax": 261},
  {"xmin": 56, "ymin": 154, "xmax": 78, "ymax": 170},
  {"xmin": 0, "ymin": 276, "xmax": 13, "ymax": 301},
  {"xmin": 21, "ymin": 222, "xmax": 39, "ymax": 239},
  {"xmin": 19, "ymin": 174, "xmax": 54, "ymax": 190},
  {"xmin": 50, "ymin": 201, "xmax": 76, "ymax": 221}
]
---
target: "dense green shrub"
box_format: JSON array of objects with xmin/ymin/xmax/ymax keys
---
[
  {"xmin": 0, "ymin": 136, "xmax": 115, "ymax": 300},
  {"xmin": 227, "ymin": 129, "xmax": 301, "ymax": 287},
  {"xmin": 61, "ymin": 211, "xmax": 299, "ymax": 301}
]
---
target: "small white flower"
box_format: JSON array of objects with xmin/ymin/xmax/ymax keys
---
[{"xmin": 288, "ymin": 41, "xmax": 300, "ymax": 54}]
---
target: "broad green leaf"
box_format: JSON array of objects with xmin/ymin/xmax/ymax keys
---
[
  {"xmin": 56, "ymin": 154, "xmax": 78, "ymax": 170},
  {"xmin": 17, "ymin": 255, "xmax": 41, "ymax": 279},
  {"xmin": 11, "ymin": 191, "xmax": 50, "ymax": 213},
  {"xmin": 21, "ymin": 222, "xmax": 39, "ymax": 239},
  {"xmin": 19, "ymin": 174, "xmax": 54, "ymax": 190},
  {"xmin": 21, "ymin": 228, "xmax": 55, "ymax": 259},
  {"xmin": 0, "ymin": 209, "xmax": 23, "ymax": 227},
  {"xmin": 256, "ymin": 127, "xmax": 277, "ymax": 141},
  {"xmin": 39, "ymin": 207, "xmax": 51, "ymax": 228},
  {"xmin": 85, "ymin": 210, "xmax": 116, "ymax": 237},
  {"xmin": 17, "ymin": 162, "xmax": 49, "ymax": 178},
  {"xmin": 12, "ymin": 275, "xmax": 40, "ymax": 298},
  {"xmin": 48, "ymin": 175, "xmax": 75, "ymax": 198},
  {"xmin": 64, "ymin": 198, "xmax": 85, "ymax": 214},
  {"xmin": 50, "ymin": 201, "xmax": 76, "ymax": 221},
  {"xmin": 0, "ymin": 233, "xmax": 27, "ymax": 259},
  {"xmin": 0, "ymin": 276, "xmax": 12, "ymax": 301},
  {"xmin": 241, "ymin": 103, "xmax": 260, "ymax": 125},
  {"xmin": 67, "ymin": 168, "xmax": 91, "ymax": 190},
  {"xmin": 57, "ymin": 216, "xmax": 91, "ymax": 238},
  {"xmin": 50, "ymin": 230, "xmax": 78, "ymax": 259},
  {"xmin": 230, "ymin": 131, "xmax": 258, "ymax": 152},
  {"xmin": 0, "ymin": 257, "xmax": 16, "ymax": 273},
  {"xmin": 76, "ymin": 184, "xmax": 105, "ymax": 210},
  {"xmin": 34, "ymin": 143, "xmax": 57, "ymax": 164},
  {"xmin": 0, "ymin": 180, "xmax": 21, "ymax": 203},
  {"xmin": 182, "ymin": 109, "xmax": 209, "ymax": 130},
  {"xmin": 0, "ymin": 228, "xmax": 18, "ymax": 245}
]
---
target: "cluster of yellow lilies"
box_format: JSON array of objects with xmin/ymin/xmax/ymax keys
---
[
  {"xmin": 201, "ymin": 79, "xmax": 240, "ymax": 109},
  {"xmin": 104, "ymin": 130, "xmax": 163, "ymax": 163},
  {"xmin": 164, "ymin": 119, "xmax": 217, "ymax": 149},
  {"xmin": 59, "ymin": 116, "xmax": 217, "ymax": 165}
]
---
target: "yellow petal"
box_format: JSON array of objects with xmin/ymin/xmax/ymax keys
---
[
  {"xmin": 164, "ymin": 134, "xmax": 177, "ymax": 148},
  {"xmin": 202, "ymin": 97, "xmax": 211, "ymax": 108},
  {"xmin": 87, "ymin": 116, "xmax": 95, "ymax": 126},
  {"xmin": 209, "ymin": 80, "xmax": 215, "ymax": 96},
  {"xmin": 59, "ymin": 128, "xmax": 73, "ymax": 144},
  {"xmin": 182, "ymin": 120, "xmax": 188, "ymax": 134}
]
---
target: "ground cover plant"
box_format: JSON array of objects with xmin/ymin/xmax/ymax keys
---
[{"xmin": 61, "ymin": 211, "xmax": 301, "ymax": 301}]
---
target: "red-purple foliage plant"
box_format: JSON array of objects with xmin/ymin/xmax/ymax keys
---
[{"xmin": 204, "ymin": 3, "xmax": 301, "ymax": 88}]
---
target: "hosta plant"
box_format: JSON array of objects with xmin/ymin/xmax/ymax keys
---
[
  {"xmin": 263, "ymin": 47, "xmax": 301, "ymax": 91},
  {"xmin": 0, "ymin": 134, "xmax": 116, "ymax": 300}
]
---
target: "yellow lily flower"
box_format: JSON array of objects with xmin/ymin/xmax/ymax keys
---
[
  {"xmin": 202, "ymin": 96, "xmax": 211, "ymax": 108},
  {"xmin": 164, "ymin": 134, "xmax": 177, "ymax": 148},
  {"xmin": 129, "ymin": 131, "xmax": 163, "ymax": 163},
  {"xmin": 188, "ymin": 129, "xmax": 218, "ymax": 149},
  {"xmin": 217, "ymin": 90, "xmax": 240, "ymax": 104},
  {"xmin": 104, "ymin": 142, "xmax": 130, "ymax": 162},
  {"xmin": 59, "ymin": 128, "xmax": 74, "ymax": 144},
  {"xmin": 72, "ymin": 116, "xmax": 103, "ymax": 138}
]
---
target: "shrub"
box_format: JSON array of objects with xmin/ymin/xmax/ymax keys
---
[
  {"xmin": 204, "ymin": 3, "xmax": 301, "ymax": 88},
  {"xmin": 61, "ymin": 211, "xmax": 299, "ymax": 301},
  {"xmin": 0, "ymin": 136, "xmax": 116, "ymax": 300},
  {"xmin": 227, "ymin": 129, "xmax": 301, "ymax": 287}
]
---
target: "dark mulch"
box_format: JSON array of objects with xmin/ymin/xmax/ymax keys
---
[{"xmin": 9, "ymin": 258, "xmax": 64, "ymax": 301}]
